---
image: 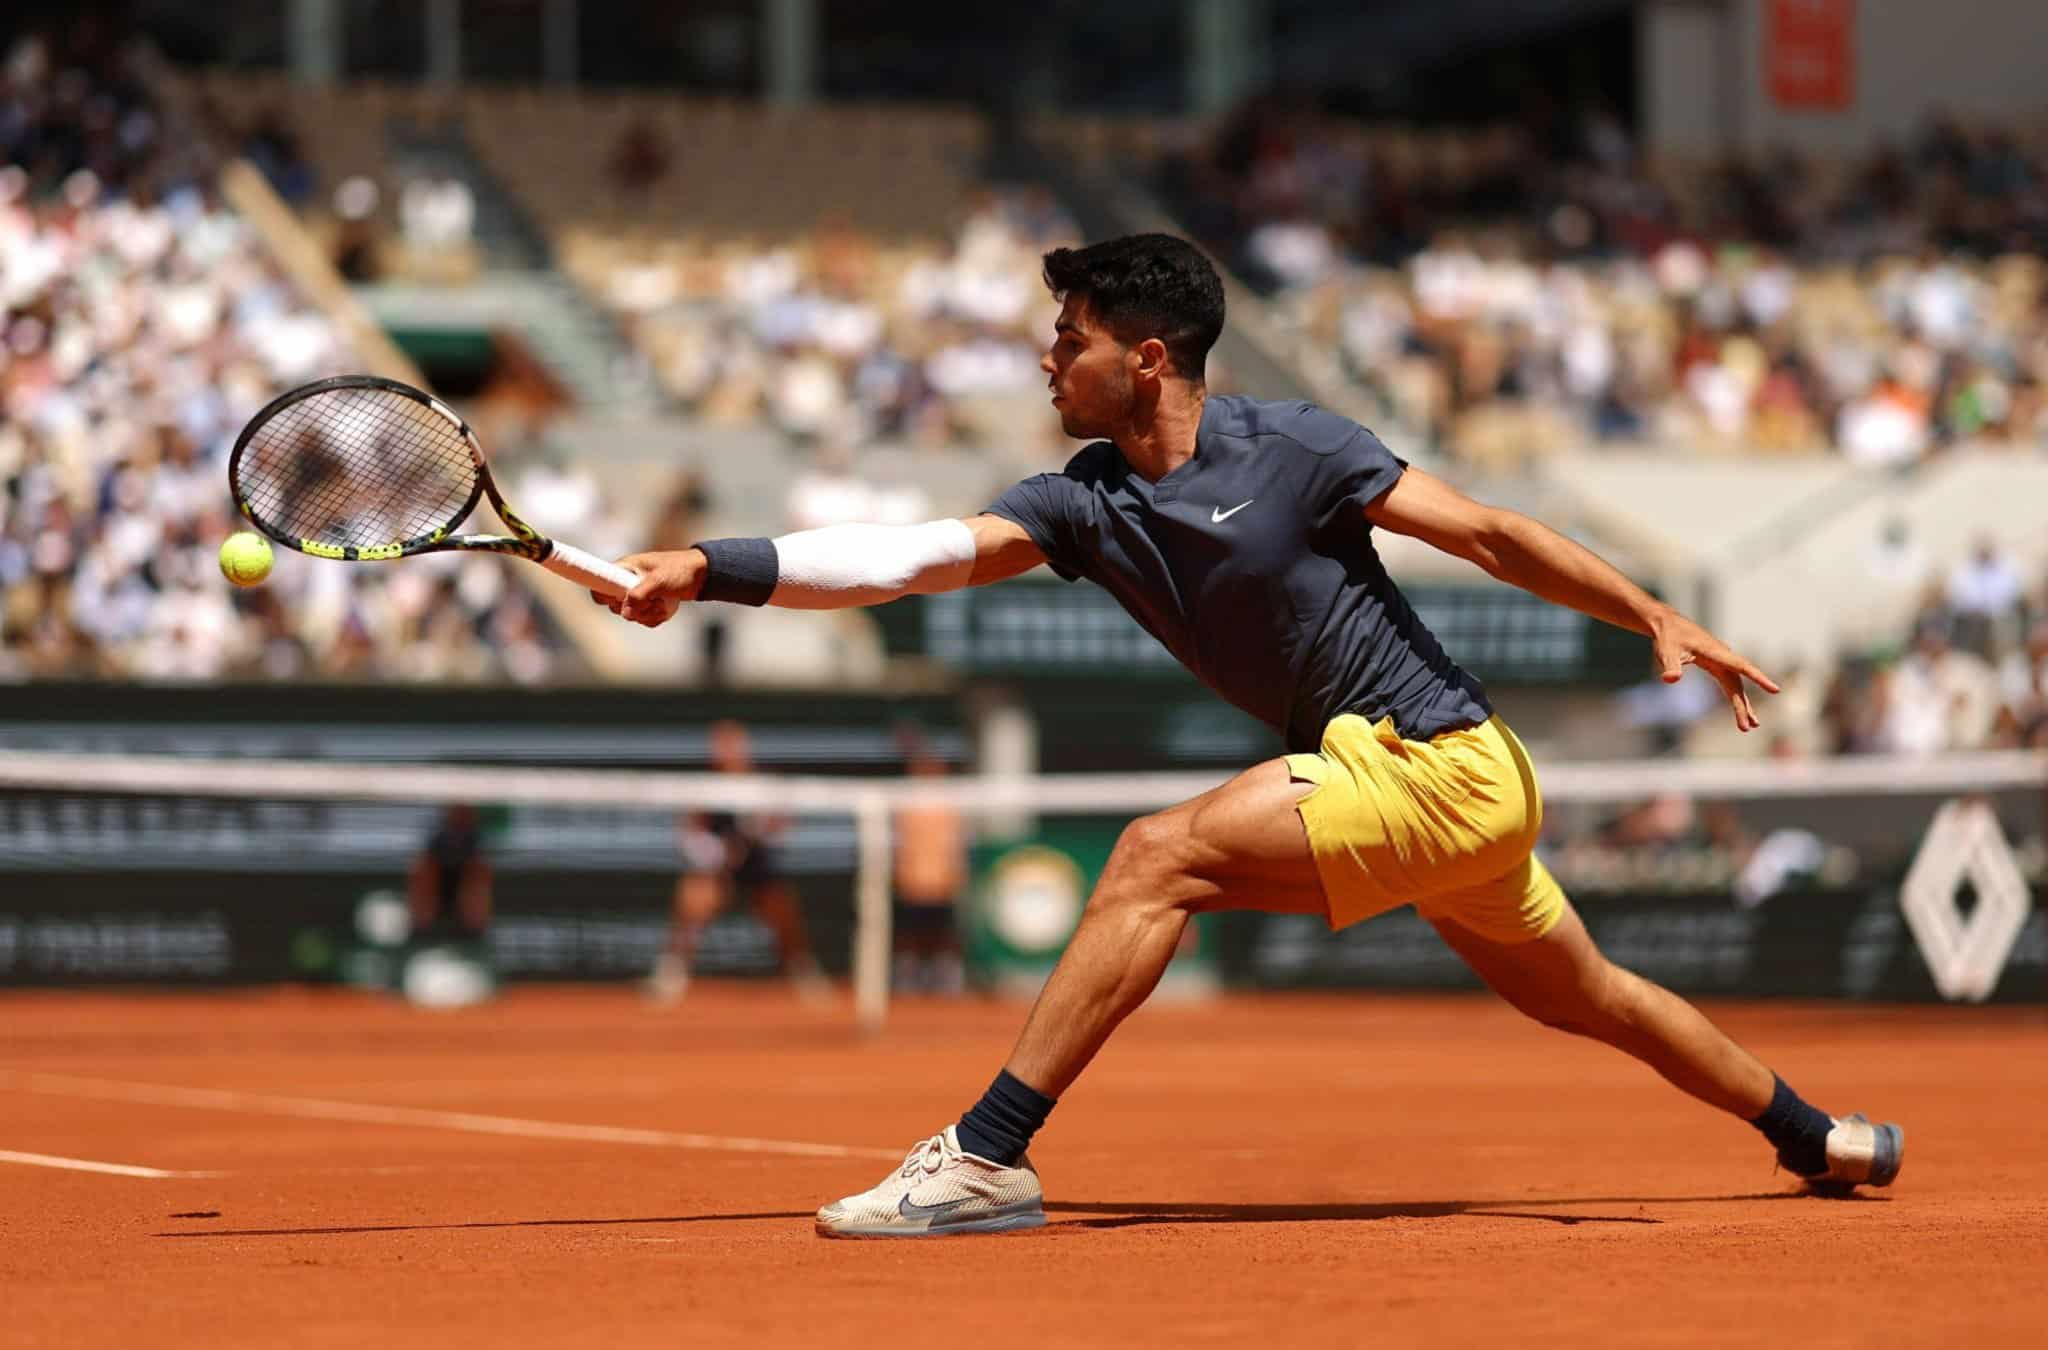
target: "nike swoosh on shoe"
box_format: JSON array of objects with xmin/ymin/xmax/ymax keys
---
[{"xmin": 897, "ymin": 1193, "xmax": 974, "ymax": 1223}]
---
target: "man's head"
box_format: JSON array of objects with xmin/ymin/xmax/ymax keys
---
[
  {"xmin": 1912, "ymin": 615, "xmax": 1952, "ymax": 660},
  {"xmin": 709, "ymin": 719, "xmax": 753, "ymax": 774},
  {"xmin": 1039, "ymin": 234, "xmax": 1224, "ymax": 439}
]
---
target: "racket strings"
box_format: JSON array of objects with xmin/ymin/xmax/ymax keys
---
[{"xmin": 238, "ymin": 387, "xmax": 480, "ymax": 549}]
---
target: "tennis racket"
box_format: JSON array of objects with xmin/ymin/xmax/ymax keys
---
[{"xmin": 227, "ymin": 374, "xmax": 639, "ymax": 597}]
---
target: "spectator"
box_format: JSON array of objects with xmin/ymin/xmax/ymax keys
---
[
  {"xmin": 398, "ymin": 174, "xmax": 474, "ymax": 252},
  {"xmin": 329, "ymin": 176, "xmax": 382, "ymax": 283},
  {"xmin": 607, "ymin": 119, "xmax": 668, "ymax": 196},
  {"xmin": 645, "ymin": 468, "xmax": 714, "ymax": 552},
  {"xmin": 1838, "ymin": 358, "xmax": 1935, "ymax": 468},
  {"xmin": 408, "ymin": 803, "xmax": 493, "ymax": 942},
  {"xmin": 785, "ymin": 440, "xmax": 886, "ymax": 530},
  {"xmin": 1946, "ymin": 534, "xmax": 2025, "ymax": 654},
  {"xmin": 242, "ymin": 106, "xmax": 312, "ymax": 206},
  {"xmin": 646, "ymin": 721, "xmax": 825, "ymax": 1004},
  {"xmin": 1995, "ymin": 621, "xmax": 2048, "ymax": 747},
  {"xmin": 891, "ymin": 727, "xmax": 968, "ymax": 995},
  {"xmin": 1882, "ymin": 617, "xmax": 2000, "ymax": 754}
]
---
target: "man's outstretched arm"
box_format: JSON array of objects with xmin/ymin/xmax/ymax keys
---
[
  {"xmin": 1365, "ymin": 465, "xmax": 1780, "ymax": 730},
  {"xmin": 590, "ymin": 514, "xmax": 1048, "ymax": 628}
]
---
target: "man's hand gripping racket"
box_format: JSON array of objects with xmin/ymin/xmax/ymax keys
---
[
  {"xmin": 592, "ymin": 550, "xmax": 707, "ymax": 627},
  {"xmin": 227, "ymin": 374, "xmax": 639, "ymax": 597}
]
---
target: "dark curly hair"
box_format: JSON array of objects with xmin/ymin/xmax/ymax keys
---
[{"xmin": 1041, "ymin": 233, "xmax": 1225, "ymax": 381}]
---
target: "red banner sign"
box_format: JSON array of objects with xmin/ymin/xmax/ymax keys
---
[{"xmin": 1766, "ymin": 0, "xmax": 1855, "ymax": 111}]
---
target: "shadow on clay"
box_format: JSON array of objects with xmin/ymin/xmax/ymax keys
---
[
  {"xmin": 154, "ymin": 1211, "xmax": 814, "ymax": 1238},
  {"xmin": 1046, "ymin": 1189, "xmax": 1888, "ymax": 1229},
  {"xmin": 155, "ymin": 1188, "xmax": 1881, "ymax": 1239}
]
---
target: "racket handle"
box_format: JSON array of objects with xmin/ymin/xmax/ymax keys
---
[{"xmin": 542, "ymin": 540, "xmax": 639, "ymax": 598}]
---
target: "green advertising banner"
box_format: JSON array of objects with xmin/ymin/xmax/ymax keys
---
[
  {"xmin": 966, "ymin": 817, "xmax": 1220, "ymax": 998},
  {"xmin": 1213, "ymin": 884, "xmax": 2047, "ymax": 1004},
  {"xmin": 873, "ymin": 579, "xmax": 1650, "ymax": 686},
  {"xmin": 0, "ymin": 865, "xmax": 2042, "ymax": 1003}
]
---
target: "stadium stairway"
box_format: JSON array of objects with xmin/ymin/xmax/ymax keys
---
[
  {"xmin": 386, "ymin": 122, "xmax": 553, "ymax": 272},
  {"xmin": 339, "ymin": 120, "xmax": 915, "ymax": 682},
  {"xmin": 356, "ymin": 273, "xmax": 655, "ymax": 414},
  {"xmin": 354, "ymin": 125, "xmax": 658, "ymax": 417}
]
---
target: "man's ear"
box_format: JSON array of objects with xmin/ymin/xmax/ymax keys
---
[{"xmin": 1134, "ymin": 337, "xmax": 1171, "ymax": 380}]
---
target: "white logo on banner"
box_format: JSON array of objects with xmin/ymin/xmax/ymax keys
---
[{"xmin": 1899, "ymin": 800, "xmax": 2033, "ymax": 1002}]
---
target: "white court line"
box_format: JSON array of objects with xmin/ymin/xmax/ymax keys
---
[
  {"xmin": 0, "ymin": 1148, "xmax": 216, "ymax": 1179},
  {"xmin": 4, "ymin": 1072, "xmax": 900, "ymax": 1161}
]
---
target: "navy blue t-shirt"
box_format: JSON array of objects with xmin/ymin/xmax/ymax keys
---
[{"xmin": 987, "ymin": 395, "xmax": 1491, "ymax": 754}]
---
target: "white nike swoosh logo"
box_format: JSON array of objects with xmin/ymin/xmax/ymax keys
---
[{"xmin": 1211, "ymin": 500, "xmax": 1254, "ymax": 523}]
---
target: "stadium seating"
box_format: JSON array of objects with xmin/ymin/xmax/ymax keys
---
[
  {"xmin": 171, "ymin": 70, "xmax": 482, "ymax": 286},
  {"xmin": 120, "ymin": 16, "xmax": 2048, "ymax": 463},
  {"xmin": 459, "ymin": 85, "xmax": 987, "ymax": 241},
  {"xmin": 17, "ymin": 46, "xmax": 2048, "ymax": 744},
  {"xmin": 1041, "ymin": 104, "xmax": 2048, "ymax": 468},
  {"xmin": 556, "ymin": 189, "xmax": 1077, "ymax": 463},
  {"xmin": 163, "ymin": 73, "xmax": 1074, "ymax": 470},
  {"xmin": 0, "ymin": 43, "xmax": 577, "ymax": 685}
]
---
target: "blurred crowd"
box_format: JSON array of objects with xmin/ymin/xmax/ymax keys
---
[
  {"xmin": 567, "ymin": 186, "xmax": 1080, "ymax": 458},
  {"xmin": 1615, "ymin": 530, "xmax": 2048, "ymax": 762},
  {"xmin": 1566, "ymin": 530, "xmax": 2048, "ymax": 898},
  {"xmin": 1819, "ymin": 535, "xmax": 2048, "ymax": 757},
  {"xmin": 318, "ymin": 166, "xmax": 478, "ymax": 288},
  {"xmin": 175, "ymin": 71, "xmax": 484, "ymax": 288},
  {"xmin": 1166, "ymin": 101, "xmax": 2048, "ymax": 468},
  {"xmin": 1, "ymin": 30, "xmax": 568, "ymax": 684}
]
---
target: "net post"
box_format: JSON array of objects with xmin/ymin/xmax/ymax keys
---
[{"xmin": 852, "ymin": 790, "xmax": 892, "ymax": 1034}]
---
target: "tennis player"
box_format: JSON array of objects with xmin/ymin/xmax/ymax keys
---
[{"xmin": 594, "ymin": 234, "xmax": 1902, "ymax": 1237}]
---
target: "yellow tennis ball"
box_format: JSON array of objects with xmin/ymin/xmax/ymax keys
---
[{"xmin": 218, "ymin": 531, "xmax": 274, "ymax": 587}]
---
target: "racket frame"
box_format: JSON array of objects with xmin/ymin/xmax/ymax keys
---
[{"xmin": 231, "ymin": 374, "xmax": 570, "ymax": 567}]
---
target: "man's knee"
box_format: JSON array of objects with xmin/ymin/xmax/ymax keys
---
[{"xmin": 1091, "ymin": 812, "xmax": 1189, "ymax": 910}]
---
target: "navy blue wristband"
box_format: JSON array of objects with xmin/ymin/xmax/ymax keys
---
[{"xmin": 694, "ymin": 537, "xmax": 778, "ymax": 607}]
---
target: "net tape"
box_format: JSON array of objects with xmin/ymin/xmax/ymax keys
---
[
  {"xmin": 0, "ymin": 747, "xmax": 2038, "ymax": 1028},
  {"xmin": 0, "ymin": 748, "xmax": 2039, "ymax": 814}
]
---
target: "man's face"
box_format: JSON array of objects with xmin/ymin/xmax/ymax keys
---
[{"xmin": 1041, "ymin": 294, "xmax": 1134, "ymax": 440}]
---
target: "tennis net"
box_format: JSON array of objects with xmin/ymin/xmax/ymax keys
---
[{"xmin": 0, "ymin": 747, "xmax": 2041, "ymax": 1017}]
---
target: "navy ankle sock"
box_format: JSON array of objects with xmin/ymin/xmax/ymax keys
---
[
  {"xmin": 1750, "ymin": 1075, "xmax": 1833, "ymax": 1175},
  {"xmin": 954, "ymin": 1070, "xmax": 1056, "ymax": 1167}
]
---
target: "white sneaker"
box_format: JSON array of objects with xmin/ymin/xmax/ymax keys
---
[
  {"xmin": 1797, "ymin": 1113, "xmax": 1905, "ymax": 1190},
  {"xmin": 642, "ymin": 953, "xmax": 688, "ymax": 1005},
  {"xmin": 815, "ymin": 1126, "xmax": 1045, "ymax": 1238},
  {"xmin": 788, "ymin": 960, "xmax": 834, "ymax": 1008}
]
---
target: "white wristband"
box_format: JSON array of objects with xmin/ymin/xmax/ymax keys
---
[{"xmin": 769, "ymin": 519, "xmax": 977, "ymax": 609}]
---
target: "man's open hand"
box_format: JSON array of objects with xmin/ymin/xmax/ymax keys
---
[{"xmin": 1650, "ymin": 608, "xmax": 1781, "ymax": 732}]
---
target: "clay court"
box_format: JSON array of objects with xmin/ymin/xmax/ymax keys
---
[{"xmin": 5, "ymin": 985, "xmax": 2043, "ymax": 1348}]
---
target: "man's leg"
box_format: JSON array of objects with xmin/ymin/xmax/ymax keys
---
[
  {"xmin": 1430, "ymin": 900, "xmax": 1902, "ymax": 1184},
  {"xmin": 816, "ymin": 759, "xmax": 1328, "ymax": 1237},
  {"xmin": 1429, "ymin": 902, "xmax": 1773, "ymax": 1116},
  {"xmin": 647, "ymin": 872, "xmax": 722, "ymax": 1003},
  {"xmin": 1001, "ymin": 758, "xmax": 1328, "ymax": 1097},
  {"xmin": 756, "ymin": 879, "xmax": 825, "ymax": 987}
]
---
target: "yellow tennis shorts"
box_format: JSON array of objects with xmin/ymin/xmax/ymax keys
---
[{"xmin": 1286, "ymin": 713, "xmax": 1566, "ymax": 944}]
